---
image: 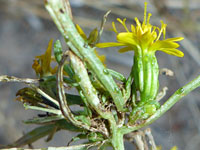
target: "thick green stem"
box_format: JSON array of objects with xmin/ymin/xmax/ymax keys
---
[
  {"xmin": 45, "ymin": 0, "xmax": 125, "ymax": 112},
  {"xmin": 56, "ymin": 53, "xmax": 104, "ymax": 135},
  {"xmin": 69, "ymin": 51, "xmax": 115, "ymax": 122},
  {"xmin": 110, "ymin": 128, "xmax": 125, "ymax": 150},
  {"xmin": 122, "ymin": 74, "xmax": 200, "ymax": 134}
]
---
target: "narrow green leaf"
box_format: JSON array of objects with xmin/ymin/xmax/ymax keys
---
[
  {"xmin": 66, "ymin": 94, "xmax": 85, "ymax": 106},
  {"xmin": 74, "ymin": 115, "xmax": 91, "ymax": 126},
  {"xmin": 107, "ymin": 69, "xmax": 126, "ymax": 82},
  {"xmin": 54, "ymin": 40, "xmax": 75, "ymax": 78},
  {"xmin": 23, "ymin": 115, "xmax": 64, "ymax": 124},
  {"xmin": 55, "ymin": 119, "xmax": 84, "ymax": 131},
  {"xmin": 3, "ymin": 124, "xmax": 56, "ymax": 148}
]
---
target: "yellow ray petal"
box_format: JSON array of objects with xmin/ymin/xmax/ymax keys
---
[
  {"xmin": 158, "ymin": 48, "xmax": 184, "ymax": 57},
  {"xmin": 165, "ymin": 37, "xmax": 184, "ymax": 42},
  {"xmin": 96, "ymin": 42, "xmax": 126, "ymax": 48},
  {"xmin": 143, "ymin": 2, "xmax": 148, "ymax": 25},
  {"xmin": 150, "ymin": 40, "xmax": 180, "ymax": 51},
  {"xmin": 112, "ymin": 21, "xmax": 118, "ymax": 34},
  {"xmin": 117, "ymin": 32, "xmax": 137, "ymax": 46},
  {"xmin": 131, "ymin": 24, "xmax": 136, "ymax": 33},
  {"xmin": 117, "ymin": 18, "xmax": 130, "ymax": 32},
  {"xmin": 118, "ymin": 46, "xmax": 133, "ymax": 53}
]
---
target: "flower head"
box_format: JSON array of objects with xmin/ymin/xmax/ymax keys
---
[{"xmin": 96, "ymin": 2, "xmax": 184, "ymax": 57}]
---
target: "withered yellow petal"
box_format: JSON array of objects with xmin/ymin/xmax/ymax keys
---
[
  {"xmin": 32, "ymin": 59, "xmax": 41, "ymax": 75},
  {"xmin": 94, "ymin": 50, "xmax": 106, "ymax": 65},
  {"xmin": 32, "ymin": 39, "xmax": 54, "ymax": 77},
  {"xmin": 76, "ymin": 24, "xmax": 87, "ymax": 40},
  {"xmin": 41, "ymin": 39, "xmax": 53, "ymax": 75},
  {"xmin": 87, "ymin": 28, "xmax": 99, "ymax": 44}
]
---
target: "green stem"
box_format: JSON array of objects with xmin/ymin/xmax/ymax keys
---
[
  {"xmin": 24, "ymin": 104, "xmax": 61, "ymax": 115},
  {"xmin": 2, "ymin": 142, "xmax": 101, "ymax": 150},
  {"xmin": 107, "ymin": 69, "xmax": 126, "ymax": 82},
  {"xmin": 121, "ymin": 74, "xmax": 200, "ymax": 134},
  {"xmin": 69, "ymin": 51, "xmax": 115, "ymax": 122},
  {"xmin": 54, "ymin": 40, "xmax": 75, "ymax": 79},
  {"xmin": 56, "ymin": 53, "xmax": 103, "ymax": 134},
  {"xmin": 45, "ymin": 0, "xmax": 125, "ymax": 112},
  {"xmin": 110, "ymin": 127, "xmax": 124, "ymax": 150}
]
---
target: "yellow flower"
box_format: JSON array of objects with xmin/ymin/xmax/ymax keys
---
[
  {"xmin": 76, "ymin": 24, "xmax": 106, "ymax": 65},
  {"xmin": 32, "ymin": 39, "xmax": 57, "ymax": 77},
  {"xmin": 96, "ymin": 2, "xmax": 184, "ymax": 57}
]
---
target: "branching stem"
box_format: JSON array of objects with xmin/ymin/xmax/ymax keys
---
[
  {"xmin": 56, "ymin": 52, "xmax": 107, "ymax": 136},
  {"xmin": 0, "ymin": 75, "xmax": 38, "ymax": 84},
  {"xmin": 45, "ymin": 0, "xmax": 126, "ymax": 112},
  {"xmin": 121, "ymin": 74, "xmax": 200, "ymax": 134}
]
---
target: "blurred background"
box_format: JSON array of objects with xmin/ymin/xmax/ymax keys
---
[{"xmin": 0, "ymin": 0, "xmax": 200, "ymax": 149}]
